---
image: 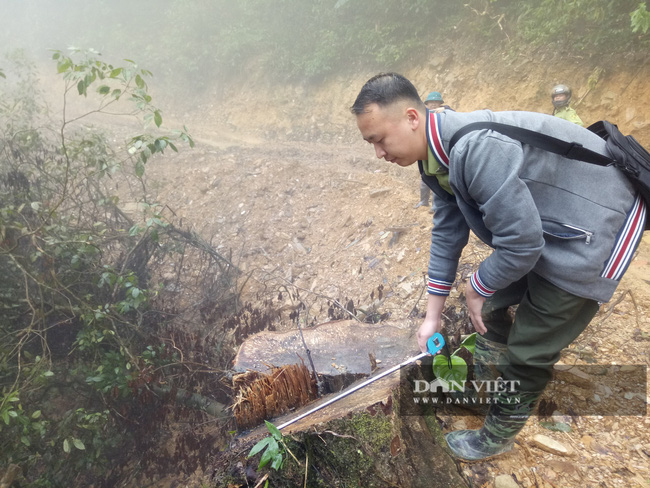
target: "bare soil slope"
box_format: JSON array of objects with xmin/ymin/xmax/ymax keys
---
[{"xmin": 143, "ymin": 46, "xmax": 650, "ymax": 487}]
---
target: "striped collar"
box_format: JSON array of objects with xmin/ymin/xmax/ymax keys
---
[{"xmin": 426, "ymin": 110, "xmax": 450, "ymax": 170}]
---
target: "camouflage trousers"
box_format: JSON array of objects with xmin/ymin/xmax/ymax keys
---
[{"xmin": 481, "ymin": 271, "xmax": 599, "ymax": 392}]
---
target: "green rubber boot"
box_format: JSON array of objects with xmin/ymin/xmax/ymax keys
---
[{"xmin": 445, "ymin": 389, "xmax": 541, "ymax": 462}]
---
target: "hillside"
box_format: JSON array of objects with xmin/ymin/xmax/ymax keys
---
[
  {"xmin": 3, "ymin": 2, "xmax": 650, "ymax": 484},
  {"xmin": 135, "ymin": 43, "xmax": 650, "ymax": 487},
  {"xmin": 178, "ymin": 43, "xmax": 650, "ymax": 147}
]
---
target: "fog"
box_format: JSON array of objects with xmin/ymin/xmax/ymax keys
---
[
  {"xmin": 4, "ymin": 1, "xmax": 157, "ymax": 56},
  {"xmin": 1, "ymin": 0, "xmax": 274, "ymax": 99},
  {"xmin": 1, "ymin": 0, "xmax": 461, "ymax": 91},
  {"xmin": 2, "ymin": 1, "xmax": 206, "ymax": 82}
]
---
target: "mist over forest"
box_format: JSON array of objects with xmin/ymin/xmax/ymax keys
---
[
  {"xmin": 3, "ymin": 0, "xmax": 648, "ymax": 91},
  {"xmin": 1, "ymin": 1, "xmax": 650, "ymax": 487}
]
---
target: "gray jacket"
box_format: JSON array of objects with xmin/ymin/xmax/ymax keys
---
[{"xmin": 421, "ymin": 109, "xmax": 646, "ymax": 303}]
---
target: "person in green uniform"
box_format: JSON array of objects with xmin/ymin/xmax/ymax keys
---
[
  {"xmin": 415, "ymin": 91, "xmax": 454, "ymax": 211},
  {"xmin": 551, "ymin": 84, "xmax": 583, "ymax": 126}
]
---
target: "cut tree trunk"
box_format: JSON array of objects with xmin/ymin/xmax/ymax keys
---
[
  {"xmin": 215, "ymin": 319, "xmax": 469, "ymax": 487},
  {"xmin": 213, "ymin": 376, "xmax": 469, "ymax": 488}
]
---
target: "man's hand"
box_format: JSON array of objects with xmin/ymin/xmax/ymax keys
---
[
  {"xmin": 417, "ymin": 317, "xmax": 442, "ymax": 353},
  {"xmin": 465, "ymin": 281, "xmax": 488, "ymax": 335},
  {"xmin": 418, "ymin": 293, "xmax": 448, "ymax": 353}
]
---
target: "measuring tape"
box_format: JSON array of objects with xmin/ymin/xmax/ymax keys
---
[{"xmin": 276, "ymin": 333, "xmax": 445, "ymax": 431}]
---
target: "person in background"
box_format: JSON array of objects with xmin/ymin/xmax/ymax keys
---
[
  {"xmin": 551, "ymin": 84, "xmax": 584, "ymax": 126},
  {"xmin": 424, "ymin": 91, "xmax": 453, "ymax": 113},
  {"xmin": 351, "ymin": 72, "xmax": 645, "ymax": 462},
  {"xmin": 415, "ymin": 91, "xmax": 455, "ymax": 210}
]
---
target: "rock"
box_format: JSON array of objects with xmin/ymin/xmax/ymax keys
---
[
  {"xmin": 601, "ymin": 90, "xmax": 616, "ymax": 101},
  {"xmin": 369, "ymin": 188, "xmax": 391, "ymax": 198},
  {"xmin": 595, "ymin": 384, "xmax": 612, "ymax": 397},
  {"xmin": 589, "ymin": 440, "xmax": 612, "ymax": 455},
  {"xmin": 292, "ymin": 238, "xmax": 308, "ymax": 254},
  {"xmin": 430, "ymin": 55, "xmax": 449, "ymax": 68},
  {"xmin": 451, "ymin": 419, "xmax": 468, "ymax": 430},
  {"xmin": 543, "ymin": 468, "xmax": 557, "ymax": 481},
  {"xmin": 530, "ymin": 434, "xmax": 572, "ymax": 456},
  {"xmin": 494, "ymin": 474, "xmax": 520, "ymax": 488},
  {"xmin": 550, "ymin": 411, "xmax": 572, "ymax": 424},
  {"xmin": 623, "ymin": 391, "xmax": 646, "ymax": 402},
  {"xmin": 398, "ymin": 282, "xmax": 413, "ymax": 297},
  {"xmin": 552, "ymin": 365, "xmax": 594, "ymax": 389}
]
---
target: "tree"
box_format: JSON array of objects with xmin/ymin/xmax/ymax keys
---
[
  {"xmin": 631, "ymin": 2, "xmax": 650, "ymax": 34},
  {"xmin": 0, "ymin": 48, "xmax": 239, "ymax": 486}
]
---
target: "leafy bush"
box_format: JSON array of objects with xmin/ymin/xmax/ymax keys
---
[
  {"xmin": 0, "ymin": 49, "xmax": 243, "ymax": 486},
  {"xmin": 631, "ymin": 2, "xmax": 650, "ymax": 33}
]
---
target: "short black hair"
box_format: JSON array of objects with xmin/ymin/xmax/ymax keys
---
[{"xmin": 350, "ymin": 72, "xmax": 425, "ymax": 114}]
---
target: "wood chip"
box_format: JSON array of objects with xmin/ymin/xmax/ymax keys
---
[
  {"xmin": 545, "ymin": 460, "xmax": 578, "ymax": 476},
  {"xmin": 530, "ymin": 434, "xmax": 573, "ymax": 456}
]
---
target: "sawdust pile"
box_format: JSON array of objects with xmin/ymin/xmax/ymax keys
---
[{"xmin": 232, "ymin": 362, "xmax": 318, "ymax": 429}]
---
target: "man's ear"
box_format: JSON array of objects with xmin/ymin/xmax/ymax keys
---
[{"xmin": 405, "ymin": 107, "xmax": 422, "ymax": 131}]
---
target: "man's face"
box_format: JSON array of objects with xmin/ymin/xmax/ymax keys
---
[
  {"xmin": 425, "ymin": 100, "xmax": 442, "ymax": 110},
  {"xmin": 552, "ymin": 93, "xmax": 568, "ymax": 104},
  {"xmin": 356, "ymin": 102, "xmax": 426, "ymax": 167}
]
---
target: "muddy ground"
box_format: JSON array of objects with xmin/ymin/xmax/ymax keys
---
[
  {"xmin": 49, "ymin": 43, "xmax": 650, "ymax": 487},
  {"xmin": 143, "ymin": 124, "xmax": 650, "ymax": 487}
]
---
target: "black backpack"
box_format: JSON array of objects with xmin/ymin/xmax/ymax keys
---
[{"xmin": 449, "ymin": 120, "xmax": 650, "ymax": 230}]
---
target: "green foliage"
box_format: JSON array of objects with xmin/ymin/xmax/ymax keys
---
[
  {"xmin": 0, "ymin": 48, "xmax": 197, "ymax": 486},
  {"xmin": 463, "ymin": 0, "xmax": 645, "ymax": 51},
  {"xmin": 432, "ymin": 333, "xmax": 476, "ymax": 390},
  {"xmin": 0, "ymin": 49, "xmax": 239, "ymax": 486},
  {"xmin": 4, "ymin": 0, "xmax": 648, "ymax": 87},
  {"xmin": 631, "ymin": 2, "xmax": 650, "ymax": 33},
  {"xmin": 0, "ymin": 389, "xmax": 48, "ymax": 444},
  {"xmin": 132, "ymin": 0, "xmax": 650, "ymax": 82},
  {"xmin": 0, "ymin": 384, "xmax": 115, "ymax": 486},
  {"xmin": 249, "ymin": 421, "xmax": 286, "ymax": 472},
  {"xmin": 3, "ymin": 0, "xmax": 650, "ymax": 89}
]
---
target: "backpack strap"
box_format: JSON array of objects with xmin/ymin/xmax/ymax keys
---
[{"xmin": 448, "ymin": 121, "xmax": 613, "ymax": 167}]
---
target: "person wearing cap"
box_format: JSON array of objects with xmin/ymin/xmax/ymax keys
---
[
  {"xmin": 551, "ymin": 84, "xmax": 583, "ymax": 126},
  {"xmin": 424, "ymin": 91, "xmax": 453, "ymax": 114},
  {"xmin": 416, "ymin": 91, "xmax": 455, "ymax": 210}
]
